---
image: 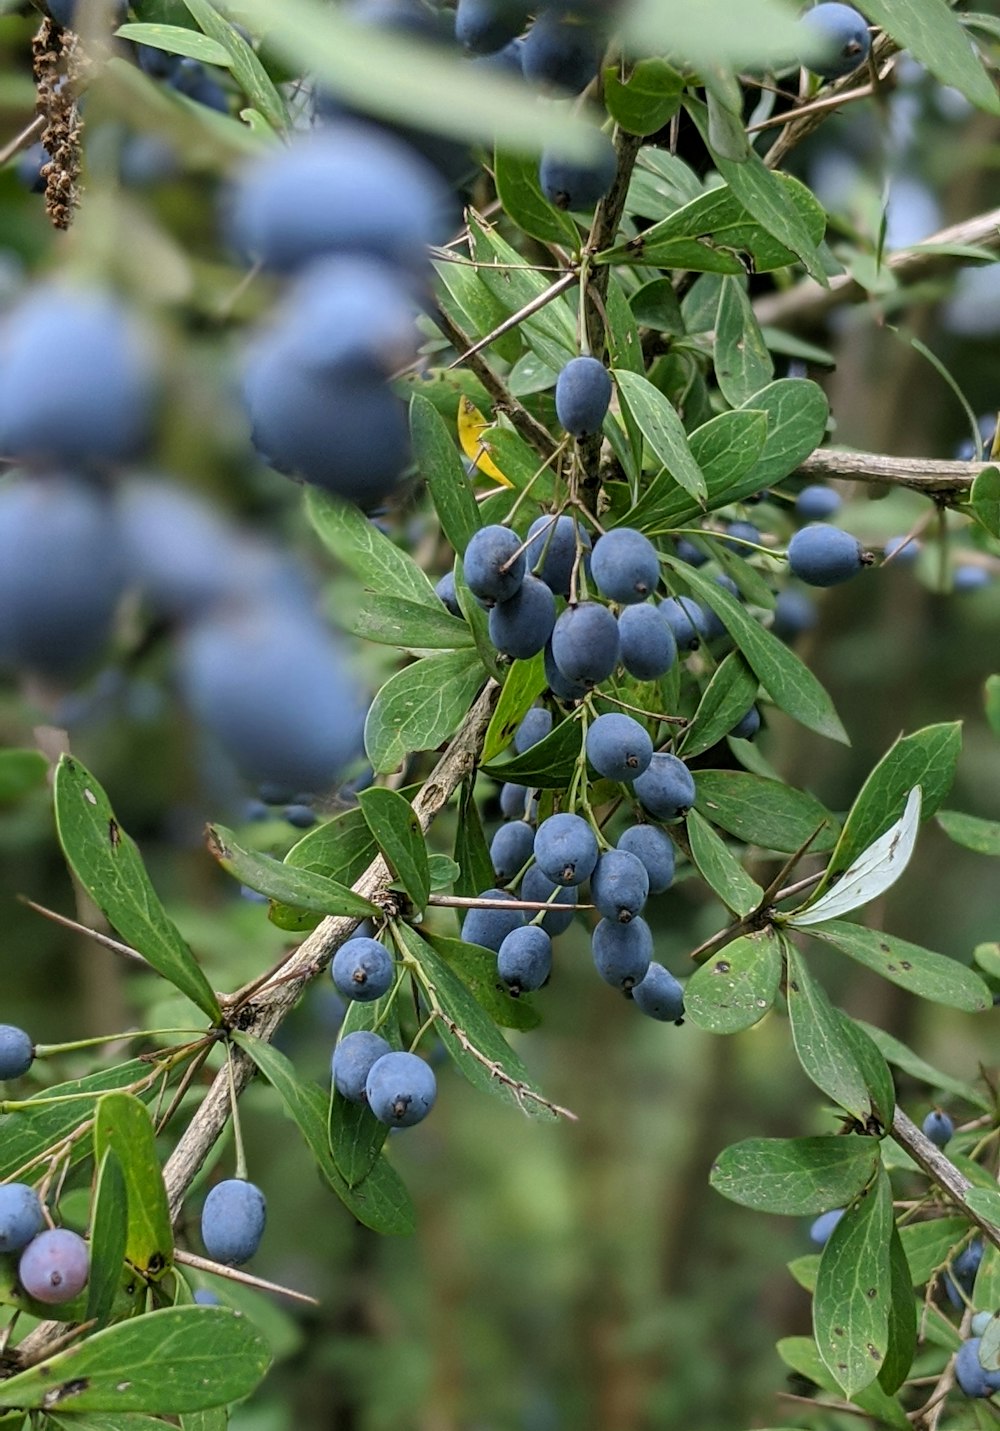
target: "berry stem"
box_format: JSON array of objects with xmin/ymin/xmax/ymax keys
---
[{"xmin": 225, "ymin": 1043, "xmax": 248, "ymax": 1184}]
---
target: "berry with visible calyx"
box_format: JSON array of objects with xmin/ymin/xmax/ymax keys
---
[
  {"xmin": 618, "ymin": 603, "xmax": 677, "ymax": 680},
  {"xmin": 591, "ymin": 528, "xmax": 660, "ymax": 604},
  {"xmin": 366, "ymin": 1051, "xmax": 437, "ymax": 1127},
  {"xmin": 550, "ymin": 603, "xmax": 620, "ymax": 688},
  {"xmin": 660, "ymin": 596, "xmax": 708, "ymax": 651},
  {"xmin": 591, "ymin": 850, "xmax": 649, "ymax": 924},
  {"xmin": 534, "ymin": 813, "xmax": 599, "ymax": 887},
  {"xmin": 809, "ymin": 1209, "xmax": 844, "ymax": 1246},
  {"xmin": 497, "ymin": 925, "xmax": 552, "ymax": 994},
  {"xmin": 788, "ymin": 524, "xmax": 866, "ymax": 587},
  {"xmin": 525, "ymin": 514, "xmax": 591, "ymax": 597},
  {"xmin": 0, "ymin": 1185, "xmax": 44, "ymax": 1253},
  {"xmin": 200, "ymin": 1180, "xmax": 266, "ymax": 1266},
  {"xmin": 19, "ymin": 1228, "xmax": 89, "ymax": 1305},
  {"xmin": 331, "ymin": 937, "xmax": 395, "ymax": 1003},
  {"xmin": 488, "ymin": 574, "xmax": 556, "ymax": 659},
  {"xmin": 634, "ymin": 752, "xmax": 696, "ymax": 822},
  {"xmin": 490, "ymin": 820, "xmax": 536, "ymax": 884},
  {"xmin": 955, "ymin": 1338, "xmax": 1000, "ymax": 1399},
  {"xmin": 462, "ymin": 888, "xmax": 526, "ymax": 951},
  {"xmin": 592, "ymin": 917, "xmax": 653, "ymax": 991},
  {"xmin": 796, "ymin": 484, "xmax": 842, "ymax": 520},
  {"xmin": 463, "ymin": 525, "xmax": 526, "ymax": 606},
  {"xmin": 554, "ymin": 356, "xmax": 612, "ymax": 439},
  {"xmin": 586, "ymin": 713, "xmax": 653, "ymax": 784},
  {"xmin": 922, "ymin": 1110, "xmax": 954, "ymax": 1149},
  {"xmin": 332, "ymin": 1030, "xmax": 392, "ymax": 1102},
  {"xmin": 675, "ymin": 538, "xmax": 707, "ymax": 567},
  {"xmin": 731, "ymin": 706, "xmax": 761, "ymax": 741},
  {"xmin": 521, "ymin": 866, "xmax": 578, "ymax": 935},
  {"xmin": 436, "ymin": 570, "xmax": 462, "ymax": 617},
  {"xmin": 0, "ymin": 1025, "xmax": 34, "ymax": 1081},
  {"xmin": 618, "ymin": 825, "xmax": 675, "ymax": 893},
  {"xmin": 540, "ymin": 130, "xmax": 617, "ymax": 211},
  {"xmin": 513, "ymin": 707, "xmax": 552, "ymax": 754},
  {"xmin": 631, "ymin": 962, "xmax": 685, "ymax": 1022},
  {"xmin": 799, "ymin": 3, "xmax": 871, "ymax": 80}
]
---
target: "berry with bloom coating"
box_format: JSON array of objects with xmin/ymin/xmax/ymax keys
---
[
  {"xmin": 772, "ymin": 587, "xmax": 818, "ymax": 641},
  {"xmin": 462, "ymin": 888, "xmax": 525, "ymax": 951},
  {"xmin": 497, "ymin": 925, "xmax": 552, "ymax": 994},
  {"xmin": 618, "ymin": 825, "xmax": 675, "ymax": 893},
  {"xmin": 534, "ymin": 813, "xmax": 599, "ymax": 887},
  {"xmin": 550, "ymin": 603, "xmax": 620, "ymax": 688},
  {"xmin": 332, "ymin": 1030, "xmax": 392, "ymax": 1102},
  {"xmin": 436, "ymin": 570, "xmax": 462, "ymax": 617},
  {"xmin": 799, "ymin": 3, "xmax": 871, "ymax": 80},
  {"xmin": 809, "ymin": 1209, "xmax": 844, "ymax": 1246},
  {"xmin": 634, "ymin": 753, "xmax": 696, "ymax": 822},
  {"xmin": 514, "ymin": 707, "xmax": 552, "ymax": 754},
  {"xmin": 788, "ymin": 524, "xmax": 865, "ymax": 587},
  {"xmin": 201, "ymin": 1180, "xmax": 266, "ymax": 1266},
  {"xmin": 591, "ymin": 528, "xmax": 660, "ymax": 604},
  {"xmin": 499, "ymin": 782, "xmax": 534, "ymax": 821},
  {"xmin": 332, "ymin": 938, "xmax": 395, "ymax": 1003},
  {"xmin": 540, "ymin": 130, "xmax": 617, "ymax": 210},
  {"xmin": 592, "ymin": 917, "xmax": 653, "ymax": 991},
  {"xmin": 464, "ymin": 525, "xmax": 526, "ymax": 605},
  {"xmin": 521, "ymin": 866, "xmax": 578, "ymax": 935},
  {"xmin": 631, "ymin": 963, "xmax": 685, "ymax": 1021},
  {"xmin": 488, "ymin": 574, "xmax": 556, "ymax": 659},
  {"xmin": 922, "ymin": 1110, "xmax": 954, "ymax": 1149},
  {"xmin": 490, "ymin": 820, "xmax": 536, "ymax": 884},
  {"xmin": 455, "ymin": 0, "xmax": 529, "ymax": 53},
  {"xmin": 0, "ymin": 1185, "xmax": 44, "ymax": 1253},
  {"xmin": 660, "ymin": 596, "xmax": 708, "ymax": 651},
  {"xmin": 796, "ymin": 484, "xmax": 842, "ymax": 521},
  {"xmin": 586, "ymin": 713, "xmax": 653, "ymax": 783},
  {"xmin": 731, "ymin": 706, "xmax": 761, "ymax": 741},
  {"xmin": 554, "ymin": 357, "xmax": 612, "ymax": 439},
  {"xmin": 590, "ymin": 850, "xmax": 649, "ymax": 924},
  {"xmin": 366, "ymin": 1051, "xmax": 437, "ymax": 1127},
  {"xmin": 523, "ymin": 10, "xmax": 602, "ymax": 92},
  {"xmin": 0, "ymin": 1025, "xmax": 34, "ymax": 1080},
  {"xmin": 19, "ymin": 1228, "xmax": 90, "ymax": 1304},
  {"xmin": 525, "ymin": 514, "xmax": 591, "ymax": 597},
  {"xmin": 955, "ymin": 1338, "xmax": 1000, "ymax": 1399},
  {"xmin": 618, "ymin": 603, "xmax": 677, "ymax": 680}
]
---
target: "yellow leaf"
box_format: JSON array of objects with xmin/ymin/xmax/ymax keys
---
[{"xmin": 457, "ymin": 397, "xmax": 513, "ymax": 487}]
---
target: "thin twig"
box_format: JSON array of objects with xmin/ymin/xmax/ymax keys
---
[
  {"xmin": 427, "ymin": 894, "xmax": 595, "ymax": 912},
  {"xmin": 172, "ymin": 1249, "xmax": 320, "ymax": 1307},
  {"xmin": 445, "ymin": 270, "xmax": 579, "ymax": 370},
  {"xmin": 18, "ymin": 896, "xmax": 150, "ymax": 967},
  {"xmin": 0, "ymin": 113, "xmax": 44, "ymax": 166}
]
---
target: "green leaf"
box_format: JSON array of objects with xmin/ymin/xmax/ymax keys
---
[
  {"xmin": 180, "ymin": 0, "xmax": 287, "ymax": 132},
  {"xmin": 685, "ymin": 810, "xmax": 764, "ymax": 916},
  {"xmin": 94, "ymin": 1094, "xmax": 173, "ymax": 1281},
  {"xmin": 116, "ymin": 21, "xmax": 232, "ymax": 66},
  {"xmin": 365, "ymin": 650, "xmax": 486, "ymax": 774},
  {"xmin": 425, "ymin": 933, "xmax": 541, "ymax": 1031},
  {"xmin": 879, "ymin": 1229, "xmax": 916, "ymax": 1397},
  {"xmin": 50, "ymin": 1415, "xmax": 178, "ymax": 1431},
  {"xmin": 858, "ymin": 1023, "xmax": 990, "ymax": 1109},
  {"xmin": 233, "ymin": 1034, "xmax": 416, "ymax": 1236},
  {"xmin": 790, "ymin": 787, "xmax": 922, "ymax": 927},
  {"xmin": 493, "ymin": 150, "xmax": 580, "ymax": 247},
  {"xmin": 357, "ymin": 787, "xmax": 430, "ymax": 910},
  {"xmin": 836, "ymin": 1013, "xmax": 895, "ymax": 1129},
  {"xmin": 603, "ymin": 57, "xmax": 683, "ymax": 135},
  {"xmin": 969, "ymin": 465, "xmax": 1000, "ymax": 537},
  {"xmin": 410, "ymin": 394, "xmax": 482, "ymax": 557},
  {"xmin": 328, "ymin": 997, "xmax": 395, "ymax": 1187},
  {"xmin": 272, "ymin": 805, "xmax": 380, "ymax": 931},
  {"xmin": 786, "ymin": 945, "xmax": 880, "ymax": 1123},
  {"xmin": 710, "ymin": 1135, "xmax": 881, "ymax": 1215},
  {"xmin": 680, "ymin": 651, "xmax": 759, "ymax": 758},
  {"xmin": 685, "ymin": 928, "xmax": 782, "ymax": 1033},
  {"xmin": 453, "ymin": 777, "xmax": 496, "ymax": 900},
  {"xmin": 963, "ymin": 1188, "xmax": 1000, "ymax": 1230},
  {"xmin": 859, "ymin": 0, "xmax": 1000, "ymax": 115},
  {"xmin": 715, "ymin": 277, "xmax": 775, "ymax": 408},
  {"xmin": 306, "ymin": 488, "xmax": 439, "ymax": 610},
  {"xmin": 737, "ymin": 378, "xmax": 831, "ymax": 496},
  {"xmin": 206, "ymin": 825, "xmax": 377, "ymax": 919},
  {"xmin": 936, "ymin": 809, "xmax": 1000, "ymax": 856},
  {"xmin": 693, "ymin": 769, "xmax": 839, "ymax": 854},
  {"xmin": 898, "ymin": 1217, "xmax": 969, "ymax": 1287},
  {"xmin": 0, "ymin": 1307, "xmax": 270, "ymax": 1414},
  {"xmin": 622, "ymin": 0, "xmax": 804, "ymax": 69},
  {"xmin": 0, "ymin": 1060, "xmax": 152, "ymax": 1184},
  {"xmin": 482, "ymin": 711, "xmax": 582, "ymax": 790},
  {"xmin": 481, "ymin": 655, "xmax": 548, "ymax": 764},
  {"xmin": 614, "ymin": 369, "xmax": 707, "ymax": 504},
  {"xmin": 86, "ymin": 1149, "xmax": 129, "ymax": 1326},
  {"xmin": 53, "ymin": 756, "xmax": 220, "ymax": 1022},
  {"xmin": 805, "ymin": 922, "xmax": 992, "ymax": 1013},
  {"xmin": 395, "ymin": 923, "xmax": 558, "ymax": 1118},
  {"xmin": 470, "ymin": 220, "xmax": 577, "ymax": 372},
  {"xmin": 776, "ymin": 1337, "xmax": 910, "ymax": 1430},
  {"xmin": 624, "ymin": 411, "xmax": 768, "ymax": 535},
  {"xmin": 428, "ymin": 853, "xmax": 460, "ymax": 891},
  {"xmin": 975, "ymin": 941, "xmax": 1000, "ymax": 978},
  {"xmin": 986, "ymin": 675, "xmax": 1000, "ymax": 738},
  {"xmin": 814, "ymin": 1165, "xmax": 893, "ymax": 1397},
  {"xmin": 0, "ymin": 748, "xmax": 47, "ymax": 804},
  {"xmin": 819, "ymin": 724, "xmax": 962, "ymax": 890},
  {"xmin": 341, "ymin": 594, "xmax": 472, "ymax": 650}
]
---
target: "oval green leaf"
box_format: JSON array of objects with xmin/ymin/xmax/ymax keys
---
[{"xmin": 685, "ymin": 928, "xmax": 782, "ymax": 1032}]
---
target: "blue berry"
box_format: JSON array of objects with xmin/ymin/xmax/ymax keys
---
[
  {"xmin": 954, "ymin": 565, "xmax": 992, "ymax": 593},
  {"xmin": 731, "ymin": 706, "xmax": 761, "ymax": 741},
  {"xmin": 809, "ymin": 1208, "xmax": 844, "ymax": 1246},
  {"xmin": 201, "ymin": 1180, "xmax": 266, "ymax": 1266},
  {"xmin": 520, "ymin": 866, "xmax": 578, "ymax": 935},
  {"xmin": 118, "ymin": 478, "xmax": 246, "ymax": 621},
  {"xmin": 634, "ymin": 752, "xmax": 696, "ymax": 822},
  {"xmin": 436, "ymin": 570, "xmax": 462, "ymax": 617},
  {"xmin": 0, "ymin": 1026, "xmax": 34, "ymax": 1081},
  {"xmin": 19, "ymin": 1228, "xmax": 89, "ymax": 1304},
  {"xmin": 0, "ymin": 1185, "xmax": 44, "ymax": 1253},
  {"xmin": 554, "ymin": 357, "xmax": 613, "ymax": 439},
  {"xmin": 332, "ymin": 1030, "xmax": 392, "ymax": 1102},
  {"xmin": 724, "ymin": 521, "xmax": 761, "ymax": 553},
  {"xmin": 365, "ymin": 1051, "xmax": 437, "ymax": 1127},
  {"xmin": 922, "ymin": 1110, "xmax": 954, "ymax": 1149},
  {"xmin": 499, "ymin": 782, "xmax": 535, "ymax": 820},
  {"xmin": 525, "ymin": 514, "xmax": 591, "ymax": 597},
  {"xmin": 462, "ymin": 888, "xmax": 526, "ymax": 951},
  {"xmin": 585, "ymin": 713, "xmax": 653, "ymax": 783},
  {"xmin": 796, "ymin": 485, "xmax": 842, "ymax": 521},
  {"xmin": 488, "ymin": 574, "xmax": 556, "ymax": 658},
  {"xmin": 540, "ymin": 130, "xmax": 617, "ymax": 210},
  {"xmin": 592, "ymin": 917, "xmax": 653, "ymax": 991},
  {"xmin": 455, "ymin": 0, "xmax": 529, "ymax": 53},
  {"xmin": 772, "ymin": 587, "xmax": 818, "ymax": 641},
  {"xmin": 788, "ymin": 524, "xmax": 865, "ymax": 587},
  {"xmin": 193, "ymin": 1287, "xmax": 221, "ymax": 1306},
  {"xmin": 544, "ymin": 640, "xmax": 589, "ymax": 702},
  {"xmin": 631, "ymin": 962, "xmax": 685, "ymax": 1021},
  {"xmin": 464, "ymin": 525, "xmax": 526, "ymax": 605},
  {"xmin": 331, "ymin": 937, "xmax": 395, "ymax": 1003},
  {"xmin": 660, "ymin": 596, "xmax": 708, "ymax": 651},
  {"xmin": 945, "ymin": 1239, "xmax": 984, "ymax": 1307},
  {"xmin": 514, "ymin": 707, "xmax": 552, "ymax": 754},
  {"xmin": 497, "ymin": 925, "xmax": 552, "ymax": 994},
  {"xmin": 675, "ymin": 538, "xmax": 708, "ymax": 567},
  {"xmin": 799, "ymin": 3, "xmax": 871, "ymax": 80},
  {"xmin": 617, "ymin": 603, "xmax": 677, "ymax": 680},
  {"xmin": 591, "ymin": 528, "xmax": 660, "ymax": 604},
  {"xmin": 617, "ymin": 825, "xmax": 675, "ymax": 893},
  {"xmin": 550, "ymin": 603, "xmax": 620, "ymax": 688},
  {"xmin": 883, "ymin": 536, "xmax": 920, "ymax": 564},
  {"xmin": 955, "ymin": 1338, "xmax": 1000, "ymax": 1399},
  {"xmin": 490, "ymin": 820, "xmax": 536, "ymax": 883},
  {"xmin": 534, "ymin": 813, "xmax": 599, "ymax": 887},
  {"xmin": 590, "ymin": 849, "xmax": 649, "ymax": 924},
  {"xmin": 523, "ymin": 10, "xmax": 603, "ymax": 93},
  {"xmin": 284, "ymin": 804, "xmax": 317, "ymax": 830}
]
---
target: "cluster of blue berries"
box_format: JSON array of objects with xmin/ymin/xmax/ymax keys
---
[{"xmin": 798, "ymin": 3, "xmax": 872, "ymax": 81}]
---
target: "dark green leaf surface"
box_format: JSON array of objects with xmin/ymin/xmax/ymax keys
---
[
  {"xmin": 53, "ymin": 757, "xmax": 219, "ymax": 1021},
  {"xmin": 680, "ymin": 652, "xmax": 759, "ymax": 758},
  {"xmin": 482, "ymin": 712, "xmax": 582, "ymax": 789},
  {"xmin": 425, "ymin": 933, "xmax": 541, "ymax": 1032},
  {"xmin": 614, "ymin": 369, "xmax": 707, "ymax": 503},
  {"xmin": 0, "ymin": 748, "xmax": 47, "ymax": 805},
  {"xmin": 470, "ymin": 221, "xmax": 577, "ymax": 372},
  {"xmin": 482, "ymin": 654, "xmax": 548, "ymax": 764},
  {"xmin": 715, "ymin": 277, "xmax": 774, "ymax": 407},
  {"xmin": 0, "ymin": 1060, "xmax": 152, "ymax": 1183},
  {"xmin": 694, "ymin": 769, "xmax": 839, "ymax": 853},
  {"xmin": 342, "ymin": 594, "xmax": 472, "ymax": 650},
  {"xmin": 964, "ymin": 1187, "xmax": 1000, "ymax": 1230},
  {"xmin": 50, "ymin": 1414, "xmax": 177, "ymax": 1431},
  {"xmin": 859, "ymin": 0, "xmax": 1000, "ymax": 114},
  {"xmin": 814, "ymin": 1166, "xmax": 893, "ymax": 1397},
  {"xmin": 274, "ymin": 805, "xmax": 380, "ymax": 930},
  {"xmin": 603, "ymin": 57, "xmax": 682, "ymax": 134},
  {"xmin": 306, "ymin": 488, "xmax": 439, "ymax": 609},
  {"xmin": 233, "ymin": 1035, "xmax": 416, "ymax": 1235},
  {"xmin": 685, "ymin": 928, "xmax": 781, "ymax": 1032},
  {"xmin": 969, "ymin": 465, "xmax": 1000, "ymax": 537},
  {"xmin": 685, "ymin": 811, "xmax": 764, "ymax": 916},
  {"xmin": 365, "ymin": 649, "xmax": 486, "ymax": 774},
  {"xmin": 836, "ymin": 1013, "xmax": 895, "ymax": 1129},
  {"xmin": 86, "ymin": 1148, "xmax": 129, "ymax": 1325},
  {"xmin": 786, "ymin": 946, "xmax": 877, "ymax": 1122},
  {"xmin": 625, "ymin": 411, "xmax": 767, "ymax": 534},
  {"xmin": 936, "ymin": 809, "xmax": 1000, "ymax": 856},
  {"xmin": 453, "ymin": 778, "xmax": 496, "ymax": 899},
  {"xmin": 117, "ymin": 21, "xmax": 232, "ymax": 66},
  {"xmin": 0, "ymin": 1307, "xmax": 270, "ymax": 1413},
  {"xmin": 665, "ymin": 559, "xmax": 848, "ymax": 743},
  {"xmin": 410, "ymin": 394, "xmax": 482, "ymax": 556},
  {"xmin": 806, "ymin": 922, "xmax": 991, "ymax": 1012},
  {"xmin": 181, "ymin": 0, "xmax": 287, "ymax": 131},
  {"xmin": 858, "ymin": 1024, "xmax": 990, "ymax": 1108},
  {"xmin": 776, "ymin": 1337, "xmax": 910, "ymax": 1430},
  {"xmin": 94, "ymin": 1094, "xmax": 173, "ymax": 1280},
  {"xmin": 493, "ymin": 150, "xmax": 580, "ymax": 247},
  {"xmin": 898, "ymin": 1218, "xmax": 969, "ymax": 1287},
  {"xmin": 739, "ymin": 379, "xmax": 830, "ymax": 491},
  {"xmin": 207, "ymin": 825, "xmax": 377, "ymax": 919},
  {"xmin": 358, "ymin": 787, "xmax": 430, "ymax": 910},
  {"xmin": 710, "ymin": 1135, "xmax": 881, "ymax": 1214}
]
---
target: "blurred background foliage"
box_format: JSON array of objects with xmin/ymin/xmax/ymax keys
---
[{"xmin": 0, "ymin": 2, "xmax": 998, "ymax": 1428}]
